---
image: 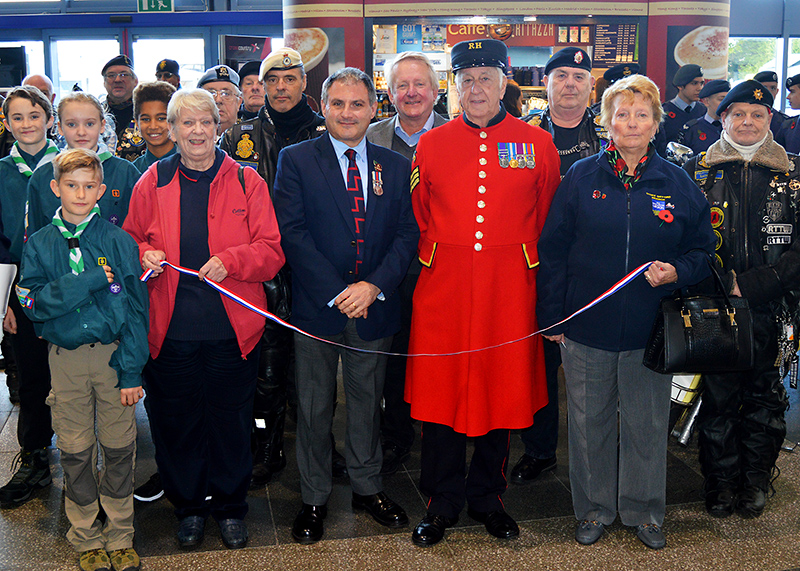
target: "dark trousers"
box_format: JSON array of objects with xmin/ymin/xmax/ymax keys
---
[
  {"xmin": 8, "ymin": 291, "xmax": 53, "ymax": 451},
  {"xmin": 144, "ymin": 338, "xmax": 259, "ymax": 521},
  {"xmin": 697, "ymin": 312, "xmax": 788, "ymax": 491},
  {"xmin": 420, "ymin": 421, "xmax": 510, "ymax": 519},
  {"xmin": 519, "ymin": 339, "xmax": 560, "ymax": 458},
  {"xmin": 380, "ymin": 271, "xmax": 418, "ymax": 450}
]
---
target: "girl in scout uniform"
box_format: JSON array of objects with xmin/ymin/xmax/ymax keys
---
[{"xmin": 26, "ymin": 92, "xmax": 141, "ymax": 238}]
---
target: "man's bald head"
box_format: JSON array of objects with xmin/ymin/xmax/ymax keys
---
[{"xmin": 22, "ymin": 74, "xmax": 55, "ymax": 103}]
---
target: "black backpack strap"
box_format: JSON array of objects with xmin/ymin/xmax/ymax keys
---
[{"xmin": 238, "ymin": 165, "xmax": 246, "ymax": 195}]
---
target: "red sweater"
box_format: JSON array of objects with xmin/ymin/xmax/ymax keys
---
[{"xmin": 123, "ymin": 153, "xmax": 285, "ymax": 359}]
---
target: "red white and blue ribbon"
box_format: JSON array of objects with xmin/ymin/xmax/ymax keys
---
[{"xmin": 141, "ymin": 260, "xmax": 652, "ymax": 357}]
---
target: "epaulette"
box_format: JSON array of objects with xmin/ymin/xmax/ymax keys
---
[{"xmin": 683, "ymin": 118, "xmax": 700, "ymax": 130}]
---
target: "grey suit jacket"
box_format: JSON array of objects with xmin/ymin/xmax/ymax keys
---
[{"xmin": 366, "ymin": 113, "xmax": 448, "ymax": 160}]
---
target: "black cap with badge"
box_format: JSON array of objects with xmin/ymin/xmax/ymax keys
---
[
  {"xmin": 754, "ymin": 70, "xmax": 778, "ymax": 84},
  {"xmin": 716, "ymin": 79, "xmax": 774, "ymax": 116},
  {"xmin": 197, "ymin": 65, "xmax": 240, "ymax": 89},
  {"xmin": 544, "ymin": 47, "xmax": 592, "ymax": 76},
  {"xmin": 672, "ymin": 64, "xmax": 703, "ymax": 87},
  {"xmin": 604, "ymin": 63, "xmax": 639, "ymax": 85},
  {"xmin": 698, "ymin": 79, "xmax": 730, "ymax": 99},
  {"xmin": 786, "ymin": 74, "xmax": 800, "ymax": 89},
  {"xmin": 102, "ymin": 55, "xmax": 133, "ymax": 76},
  {"xmin": 156, "ymin": 59, "xmax": 180, "ymax": 75},
  {"xmin": 451, "ymin": 39, "xmax": 507, "ymax": 72}
]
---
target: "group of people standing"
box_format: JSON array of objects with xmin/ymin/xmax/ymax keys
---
[{"xmin": 0, "ymin": 35, "xmax": 797, "ymax": 571}]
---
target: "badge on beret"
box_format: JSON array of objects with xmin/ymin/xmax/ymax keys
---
[
  {"xmin": 574, "ymin": 51, "xmax": 583, "ymax": 64},
  {"xmin": 219, "ymin": 66, "xmax": 229, "ymax": 78},
  {"xmin": 623, "ymin": 66, "xmax": 631, "ymax": 76},
  {"xmin": 282, "ymin": 54, "xmax": 292, "ymax": 67},
  {"xmin": 754, "ymin": 88, "xmax": 763, "ymax": 101},
  {"xmin": 159, "ymin": 60, "xmax": 167, "ymax": 70}
]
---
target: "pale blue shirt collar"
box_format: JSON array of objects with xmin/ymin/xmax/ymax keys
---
[
  {"xmin": 329, "ymin": 133, "xmax": 369, "ymax": 208},
  {"xmin": 704, "ymin": 113, "xmax": 720, "ymax": 125},
  {"xmin": 670, "ymin": 96, "xmax": 695, "ymax": 113},
  {"xmin": 393, "ymin": 112, "xmax": 435, "ymax": 147}
]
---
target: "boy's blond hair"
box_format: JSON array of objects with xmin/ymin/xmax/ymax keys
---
[{"xmin": 52, "ymin": 148, "xmax": 104, "ymax": 183}]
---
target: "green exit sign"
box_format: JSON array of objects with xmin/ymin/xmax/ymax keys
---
[{"xmin": 138, "ymin": 0, "xmax": 174, "ymax": 12}]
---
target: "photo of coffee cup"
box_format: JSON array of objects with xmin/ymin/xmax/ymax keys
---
[
  {"xmin": 284, "ymin": 27, "xmax": 330, "ymax": 103},
  {"xmin": 674, "ymin": 25, "xmax": 729, "ymax": 79}
]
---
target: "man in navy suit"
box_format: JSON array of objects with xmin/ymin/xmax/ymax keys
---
[{"xmin": 272, "ymin": 67, "xmax": 419, "ymax": 545}]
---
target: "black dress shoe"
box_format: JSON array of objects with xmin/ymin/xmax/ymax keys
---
[
  {"xmin": 292, "ymin": 504, "xmax": 327, "ymax": 544},
  {"xmin": 736, "ymin": 485, "xmax": 766, "ymax": 518},
  {"xmin": 509, "ymin": 454, "xmax": 556, "ymax": 485},
  {"xmin": 177, "ymin": 516, "xmax": 206, "ymax": 550},
  {"xmin": 705, "ymin": 486, "xmax": 736, "ymax": 518},
  {"xmin": 332, "ymin": 446, "xmax": 348, "ymax": 479},
  {"xmin": 218, "ymin": 518, "xmax": 248, "ymax": 549},
  {"xmin": 380, "ymin": 444, "xmax": 411, "ymax": 476},
  {"xmin": 352, "ymin": 491, "xmax": 408, "ymax": 528},
  {"xmin": 412, "ymin": 513, "xmax": 458, "ymax": 547},
  {"xmin": 467, "ymin": 507, "xmax": 519, "ymax": 539}
]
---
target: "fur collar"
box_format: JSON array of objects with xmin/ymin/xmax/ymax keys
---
[{"xmin": 703, "ymin": 131, "xmax": 792, "ymax": 172}]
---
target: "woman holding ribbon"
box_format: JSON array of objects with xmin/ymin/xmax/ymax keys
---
[
  {"xmin": 123, "ymin": 88, "xmax": 284, "ymax": 550},
  {"xmin": 537, "ymin": 74, "xmax": 714, "ymax": 550}
]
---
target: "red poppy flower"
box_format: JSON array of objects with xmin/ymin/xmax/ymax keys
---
[
  {"xmin": 658, "ymin": 210, "xmax": 674, "ymax": 223},
  {"xmin": 592, "ymin": 190, "xmax": 601, "ymax": 199},
  {"xmin": 699, "ymin": 132, "xmax": 707, "ymax": 141},
  {"xmin": 668, "ymin": 111, "xmax": 676, "ymax": 118}
]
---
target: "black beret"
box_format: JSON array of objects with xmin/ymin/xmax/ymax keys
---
[
  {"xmin": 603, "ymin": 63, "xmax": 639, "ymax": 85},
  {"xmin": 238, "ymin": 60, "xmax": 261, "ymax": 79},
  {"xmin": 673, "ymin": 64, "xmax": 703, "ymax": 87},
  {"xmin": 754, "ymin": 70, "xmax": 778, "ymax": 84},
  {"xmin": 156, "ymin": 59, "xmax": 180, "ymax": 75},
  {"xmin": 786, "ymin": 74, "xmax": 800, "ymax": 89},
  {"xmin": 545, "ymin": 47, "xmax": 591, "ymax": 76},
  {"xmin": 102, "ymin": 55, "xmax": 133, "ymax": 76},
  {"xmin": 716, "ymin": 79, "xmax": 774, "ymax": 116},
  {"xmin": 451, "ymin": 39, "xmax": 507, "ymax": 72},
  {"xmin": 198, "ymin": 65, "xmax": 240, "ymax": 88},
  {"xmin": 698, "ymin": 79, "xmax": 730, "ymax": 99}
]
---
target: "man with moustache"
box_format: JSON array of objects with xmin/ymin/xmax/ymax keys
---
[
  {"xmin": 366, "ymin": 51, "xmax": 447, "ymax": 475},
  {"xmin": 198, "ymin": 65, "xmax": 242, "ymax": 139},
  {"xmin": 684, "ymin": 81, "xmax": 800, "ymax": 519},
  {"xmin": 155, "ymin": 58, "xmax": 181, "ymax": 89},
  {"xmin": 272, "ymin": 67, "xmax": 418, "ymax": 544},
  {"xmin": 101, "ymin": 55, "xmax": 145, "ymax": 162},
  {"xmin": 510, "ymin": 47, "xmax": 607, "ymax": 487}
]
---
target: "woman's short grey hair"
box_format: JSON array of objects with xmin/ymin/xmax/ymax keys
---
[
  {"xmin": 167, "ymin": 88, "xmax": 220, "ymax": 125},
  {"xmin": 321, "ymin": 67, "xmax": 376, "ymax": 105},
  {"xmin": 387, "ymin": 52, "xmax": 439, "ymax": 96}
]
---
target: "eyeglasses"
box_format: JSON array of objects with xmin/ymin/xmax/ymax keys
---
[
  {"xmin": 205, "ymin": 88, "xmax": 238, "ymax": 99},
  {"xmin": 104, "ymin": 72, "xmax": 133, "ymax": 81},
  {"xmin": 156, "ymin": 72, "xmax": 175, "ymax": 79}
]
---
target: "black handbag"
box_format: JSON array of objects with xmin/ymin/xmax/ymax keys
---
[{"xmin": 643, "ymin": 261, "xmax": 755, "ymax": 374}]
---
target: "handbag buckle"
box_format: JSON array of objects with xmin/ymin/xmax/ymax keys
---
[
  {"xmin": 727, "ymin": 307, "xmax": 737, "ymax": 327},
  {"xmin": 682, "ymin": 308, "xmax": 692, "ymax": 328}
]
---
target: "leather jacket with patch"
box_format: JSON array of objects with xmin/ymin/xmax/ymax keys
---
[
  {"xmin": 220, "ymin": 107, "xmax": 280, "ymax": 191},
  {"xmin": 524, "ymin": 107, "xmax": 608, "ymax": 162},
  {"xmin": 684, "ymin": 133, "xmax": 800, "ymax": 311}
]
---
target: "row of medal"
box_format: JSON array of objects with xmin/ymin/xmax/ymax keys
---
[{"xmin": 498, "ymin": 142, "xmax": 536, "ymax": 169}]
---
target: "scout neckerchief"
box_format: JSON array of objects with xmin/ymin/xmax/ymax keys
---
[
  {"xmin": 605, "ymin": 141, "xmax": 654, "ymax": 190},
  {"xmin": 10, "ymin": 140, "xmax": 58, "ymax": 178},
  {"xmin": 94, "ymin": 142, "xmax": 113, "ymax": 162},
  {"xmin": 51, "ymin": 205, "xmax": 100, "ymax": 275}
]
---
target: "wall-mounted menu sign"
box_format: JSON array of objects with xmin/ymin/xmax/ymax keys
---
[
  {"xmin": 593, "ymin": 24, "xmax": 638, "ymax": 66},
  {"xmin": 446, "ymin": 23, "xmax": 555, "ymax": 47}
]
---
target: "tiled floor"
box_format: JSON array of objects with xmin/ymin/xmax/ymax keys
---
[{"xmin": 2, "ymin": 369, "xmax": 800, "ymax": 570}]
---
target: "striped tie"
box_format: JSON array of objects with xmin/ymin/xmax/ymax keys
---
[{"xmin": 345, "ymin": 149, "xmax": 365, "ymax": 276}]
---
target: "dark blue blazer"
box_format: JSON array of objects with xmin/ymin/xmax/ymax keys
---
[{"xmin": 272, "ymin": 133, "xmax": 419, "ymax": 341}]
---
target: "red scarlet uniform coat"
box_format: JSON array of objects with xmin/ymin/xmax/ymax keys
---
[{"xmin": 405, "ymin": 114, "xmax": 561, "ymax": 436}]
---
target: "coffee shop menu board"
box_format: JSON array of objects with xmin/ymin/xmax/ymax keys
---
[{"xmin": 593, "ymin": 24, "xmax": 638, "ymax": 67}]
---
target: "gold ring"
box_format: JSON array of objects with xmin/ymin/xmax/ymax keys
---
[{"xmin": 352, "ymin": 302, "xmax": 357, "ymax": 308}]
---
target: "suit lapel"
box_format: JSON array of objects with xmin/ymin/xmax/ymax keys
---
[{"xmin": 314, "ymin": 134, "xmax": 356, "ymax": 237}]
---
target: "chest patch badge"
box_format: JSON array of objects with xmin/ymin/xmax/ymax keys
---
[
  {"xmin": 767, "ymin": 201, "xmax": 783, "ymax": 221},
  {"xmin": 237, "ymin": 134, "xmax": 254, "ymax": 159},
  {"xmin": 710, "ymin": 207, "xmax": 724, "ymax": 228},
  {"xmin": 97, "ymin": 257, "xmax": 107, "ymax": 266}
]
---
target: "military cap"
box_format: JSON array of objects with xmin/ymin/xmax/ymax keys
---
[
  {"xmin": 603, "ymin": 63, "xmax": 639, "ymax": 85},
  {"xmin": 673, "ymin": 64, "xmax": 703, "ymax": 87},
  {"xmin": 238, "ymin": 60, "xmax": 262, "ymax": 80},
  {"xmin": 259, "ymin": 48, "xmax": 304, "ymax": 81},
  {"xmin": 102, "ymin": 55, "xmax": 133, "ymax": 76},
  {"xmin": 198, "ymin": 65, "xmax": 240, "ymax": 89},
  {"xmin": 786, "ymin": 74, "xmax": 800, "ymax": 89},
  {"xmin": 156, "ymin": 59, "xmax": 180, "ymax": 75},
  {"xmin": 754, "ymin": 70, "xmax": 778, "ymax": 84},
  {"xmin": 698, "ymin": 79, "xmax": 730, "ymax": 99},
  {"xmin": 451, "ymin": 39, "xmax": 507, "ymax": 72},
  {"xmin": 544, "ymin": 47, "xmax": 592, "ymax": 76},
  {"xmin": 716, "ymin": 79, "xmax": 774, "ymax": 116}
]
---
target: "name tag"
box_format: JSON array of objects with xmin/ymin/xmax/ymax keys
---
[
  {"xmin": 767, "ymin": 224, "xmax": 792, "ymax": 234},
  {"xmin": 767, "ymin": 236, "xmax": 791, "ymax": 245}
]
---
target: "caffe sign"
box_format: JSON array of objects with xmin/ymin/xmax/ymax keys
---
[{"xmin": 446, "ymin": 23, "xmax": 555, "ymax": 47}]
